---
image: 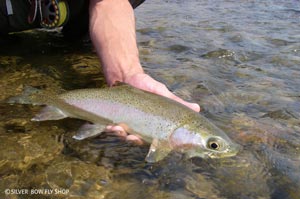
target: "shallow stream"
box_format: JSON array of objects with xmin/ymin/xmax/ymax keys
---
[{"xmin": 1, "ymin": 1, "xmax": 300, "ymax": 198}]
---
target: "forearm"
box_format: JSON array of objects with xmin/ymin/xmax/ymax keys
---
[{"xmin": 89, "ymin": 0, "xmax": 144, "ymax": 86}]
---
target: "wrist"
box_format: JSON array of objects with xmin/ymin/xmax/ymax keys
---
[{"xmin": 105, "ymin": 61, "xmax": 144, "ymax": 86}]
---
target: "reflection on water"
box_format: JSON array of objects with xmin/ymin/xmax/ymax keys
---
[{"xmin": 1, "ymin": 0, "xmax": 300, "ymax": 198}]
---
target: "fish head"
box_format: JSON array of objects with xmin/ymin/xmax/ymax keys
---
[
  {"xmin": 169, "ymin": 123, "xmax": 240, "ymax": 159},
  {"xmin": 198, "ymin": 135, "xmax": 240, "ymax": 158}
]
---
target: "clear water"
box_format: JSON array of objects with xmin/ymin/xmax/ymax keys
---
[{"xmin": 0, "ymin": 0, "xmax": 300, "ymax": 198}]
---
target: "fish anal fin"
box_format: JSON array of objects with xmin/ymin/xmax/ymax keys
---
[
  {"xmin": 31, "ymin": 106, "xmax": 67, "ymax": 121},
  {"xmin": 73, "ymin": 123, "xmax": 106, "ymax": 140},
  {"xmin": 145, "ymin": 139, "xmax": 172, "ymax": 163}
]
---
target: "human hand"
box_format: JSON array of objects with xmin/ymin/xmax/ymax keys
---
[
  {"xmin": 89, "ymin": 0, "xmax": 200, "ymax": 143},
  {"xmin": 124, "ymin": 73, "xmax": 200, "ymax": 112},
  {"xmin": 105, "ymin": 73, "xmax": 200, "ymax": 144}
]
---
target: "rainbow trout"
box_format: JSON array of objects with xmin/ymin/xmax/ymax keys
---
[{"xmin": 8, "ymin": 85, "xmax": 240, "ymax": 162}]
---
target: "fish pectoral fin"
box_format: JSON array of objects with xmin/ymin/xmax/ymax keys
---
[
  {"xmin": 31, "ymin": 106, "xmax": 67, "ymax": 121},
  {"xmin": 145, "ymin": 139, "xmax": 172, "ymax": 163},
  {"xmin": 73, "ymin": 123, "xmax": 106, "ymax": 140}
]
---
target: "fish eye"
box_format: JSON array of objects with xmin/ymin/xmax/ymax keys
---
[
  {"xmin": 207, "ymin": 138, "xmax": 222, "ymax": 150},
  {"xmin": 210, "ymin": 142, "xmax": 219, "ymax": 150}
]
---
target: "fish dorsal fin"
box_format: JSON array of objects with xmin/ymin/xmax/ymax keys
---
[{"xmin": 145, "ymin": 139, "xmax": 172, "ymax": 163}]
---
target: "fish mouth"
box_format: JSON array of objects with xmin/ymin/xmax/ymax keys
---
[
  {"xmin": 208, "ymin": 151, "xmax": 237, "ymax": 159},
  {"xmin": 208, "ymin": 144, "xmax": 241, "ymax": 159}
]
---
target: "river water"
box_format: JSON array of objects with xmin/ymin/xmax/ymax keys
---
[{"xmin": 1, "ymin": 0, "xmax": 300, "ymax": 198}]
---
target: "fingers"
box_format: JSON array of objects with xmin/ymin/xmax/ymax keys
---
[
  {"xmin": 126, "ymin": 135, "xmax": 144, "ymax": 145},
  {"xmin": 105, "ymin": 124, "xmax": 144, "ymax": 145},
  {"xmin": 105, "ymin": 125, "xmax": 127, "ymax": 137},
  {"xmin": 125, "ymin": 73, "xmax": 201, "ymax": 112},
  {"xmin": 156, "ymin": 84, "xmax": 200, "ymax": 112},
  {"xmin": 169, "ymin": 93, "xmax": 201, "ymax": 112}
]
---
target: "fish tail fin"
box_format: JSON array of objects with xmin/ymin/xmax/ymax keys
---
[
  {"xmin": 7, "ymin": 86, "xmax": 69, "ymax": 121},
  {"xmin": 7, "ymin": 86, "xmax": 44, "ymax": 105}
]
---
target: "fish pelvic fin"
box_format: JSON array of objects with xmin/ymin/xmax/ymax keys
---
[
  {"xmin": 73, "ymin": 123, "xmax": 106, "ymax": 140},
  {"xmin": 31, "ymin": 106, "xmax": 68, "ymax": 121},
  {"xmin": 145, "ymin": 138, "xmax": 172, "ymax": 163}
]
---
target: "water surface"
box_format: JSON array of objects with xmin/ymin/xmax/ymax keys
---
[{"xmin": 1, "ymin": 0, "xmax": 300, "ymax": 198}]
